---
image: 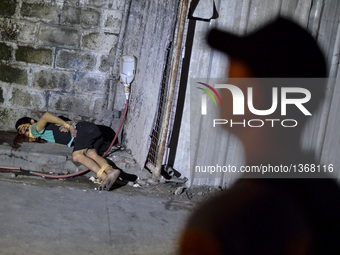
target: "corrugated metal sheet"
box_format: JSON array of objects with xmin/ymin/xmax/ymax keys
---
[{"xmin": 174, "ymin": 0, "xmax": 340, "ymax": 187}]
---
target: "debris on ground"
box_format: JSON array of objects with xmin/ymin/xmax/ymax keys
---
[
  {"xmin": 0, "ymin": 168, "xmax": 224, "ymax": 206},
  {"xmin": 0, "ymin": 143, "xmax": 225, "ymax": 206}
]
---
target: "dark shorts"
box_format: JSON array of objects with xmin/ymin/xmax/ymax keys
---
[{"xmin": 73, "ymin": 122, "xmax": 104, "ymax": 152}]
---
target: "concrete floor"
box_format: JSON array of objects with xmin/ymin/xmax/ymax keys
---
[
  {"xmin": 0, "ymin": 132, "xmax": 194, "ymax": 255},
  {"xmin": 0, "ymin": 177, "xmax": 193, "ymax": 255}
]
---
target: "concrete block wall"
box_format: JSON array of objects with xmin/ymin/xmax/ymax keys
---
[{"xmin": 0, "ymin": 0, "xmax": 126, "ymax": 131}]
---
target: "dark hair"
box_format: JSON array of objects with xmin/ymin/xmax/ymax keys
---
[{"xmin": 15, "ymin": 117, "xmax": 36, "ymax": 130}]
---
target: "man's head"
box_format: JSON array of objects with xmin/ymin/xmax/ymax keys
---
[
  {"xmin": 207, "ymin": 17, "xmax": 327, "ymax": 126},
  {"xmin": 206, "ymin": 17, "xmax": 328, "ymax": 157},
  {"xmin": 15, "ymin": 117, "xmax": 36, "ymax": 138},
  {"xmin": 207, "ymin": 17, "xmax": 327, "ymax": 78}
]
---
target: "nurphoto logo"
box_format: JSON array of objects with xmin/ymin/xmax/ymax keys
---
[
  {"xmin": 197, "ymin": 81, "xmax": 312, "ymax": 128},
  {"xmin": 196, "ymin": 82, "xmax": 222, "ymax": 115}
]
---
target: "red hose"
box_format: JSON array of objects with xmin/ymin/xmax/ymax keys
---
[
  {"xmin": 0, "ymin": 166, "xmax": 21, "ymax": 170},
  {"xmin": 28, "ymin": 99, "xmax": 129, "ymax": 179},
  {"xmin": 102, "ymin": 99, "xmax": 129, "ymax": 158},
  {"xmin": 29, "ymin": 169, "xmax": 90, "ymax": 179}
]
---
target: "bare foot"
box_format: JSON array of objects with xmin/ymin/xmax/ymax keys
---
[{"xmin": 98, "ymin": 169, "xmax": 120, "ymax": 191}]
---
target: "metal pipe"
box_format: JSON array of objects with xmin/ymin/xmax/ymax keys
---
[{"xmin": 153, "ymin": 0, "xmax": 189, "ymax": 179}]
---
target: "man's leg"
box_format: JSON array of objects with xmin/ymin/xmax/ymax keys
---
[
  {"xmin": 73, "ymin": 149, "xmax": 120, "ymax": 190},
  {"xmin": 85, "ymin": 149, "xmax": 120, "ymax": 190},
  {"xmin": 85, "ymin": 149, "xmax": 108, "ymax": 168},
  {"xmin": 72, "ymin": 149, "xmax": 101, "ymax": 173}
]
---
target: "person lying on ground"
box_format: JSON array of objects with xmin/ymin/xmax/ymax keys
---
[{"xmin": 15, "ymin": 112, "xmax": 120, "ymax": 191}]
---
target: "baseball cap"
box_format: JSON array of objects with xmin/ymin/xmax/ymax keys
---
[{"xmin": 207, "ymin": 17, "xmax": 327, "ymax": 77}]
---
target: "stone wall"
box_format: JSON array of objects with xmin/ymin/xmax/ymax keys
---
[{"xmin": 0, "ymin": 0, "xmax": 126, "ymax": 131}]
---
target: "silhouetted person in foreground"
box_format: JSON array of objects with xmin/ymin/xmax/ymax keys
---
[{"xmin": 179, "ymin": 18, "xmax": 340, "ymax": 255}]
